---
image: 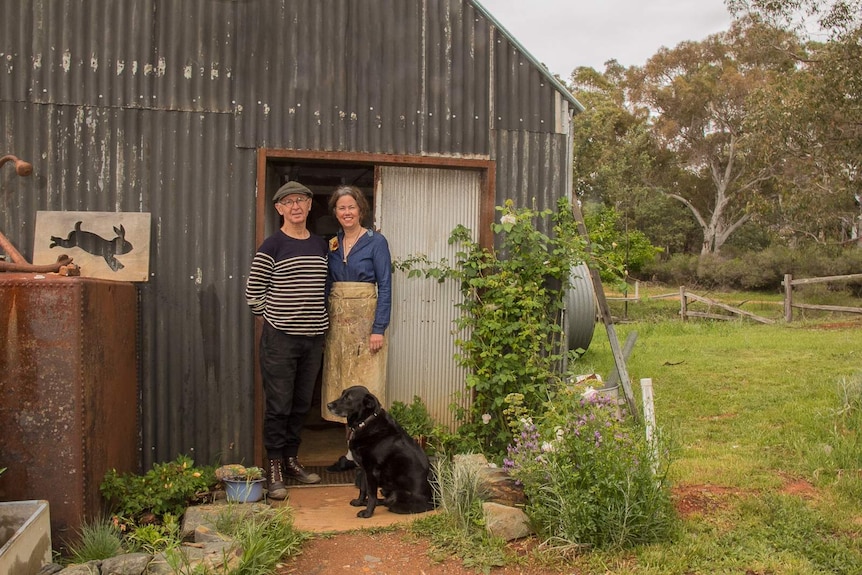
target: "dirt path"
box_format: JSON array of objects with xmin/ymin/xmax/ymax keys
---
[{"xmin": 277, "ymin": 529, "xmax": 569, "ymax": 575}]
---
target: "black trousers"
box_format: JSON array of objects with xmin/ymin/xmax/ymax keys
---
[{"xmin": 259, "ymin": 321, "xmax": 325, "ymax": 459}]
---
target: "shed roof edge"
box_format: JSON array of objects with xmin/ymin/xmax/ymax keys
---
[{"xmin": 469, "ymin": 0, "xmax": 585, "ymax": 113}]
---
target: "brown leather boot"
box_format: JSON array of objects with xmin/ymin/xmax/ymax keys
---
[
  {"xmin": 284, "ymin": 456, "xmax": 321, "ymax": 484},
  {"xmin": 267, "ymin": 458, "xmax": 288, "ymax": 500}
]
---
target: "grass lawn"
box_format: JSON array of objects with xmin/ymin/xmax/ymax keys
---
[{"xmin": 567, "ymin": 292, "xmax": 862, "ymax": 574}]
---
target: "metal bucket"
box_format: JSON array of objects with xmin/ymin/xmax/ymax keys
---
[{"xmin": 224, "ymin": 479, "xmax": 265, "ymax": 503}]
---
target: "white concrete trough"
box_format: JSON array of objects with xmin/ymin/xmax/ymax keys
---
[{"xmin": 0, "ymin": 500, "xmax": 52, "ymax": 575}]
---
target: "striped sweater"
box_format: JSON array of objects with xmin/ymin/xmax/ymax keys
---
[{"xmin": 246, "ymin": 231, "xmax": 329, "ymax": 335}]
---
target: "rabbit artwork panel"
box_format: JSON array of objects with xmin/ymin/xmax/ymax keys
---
[{"xmin": 33, "ymin": 211, "xmax": 151, "ymax": 281}]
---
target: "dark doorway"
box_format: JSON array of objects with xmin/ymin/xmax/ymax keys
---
[
  {"xmin": 267, "ymin": 160, "xmax": 375, "ymax": 240},
  {"xmin": 264, "ymin": 158, "xmax": 376, "ymax": 471}
]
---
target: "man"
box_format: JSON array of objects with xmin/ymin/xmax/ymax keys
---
[{"xmin": 246, "ymin": 181, "xmax": 328, "ymax": 498}]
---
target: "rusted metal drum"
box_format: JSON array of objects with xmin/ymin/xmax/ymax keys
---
[{"xmin": 0, "ymin": 274, "xmax": 139, "ymax": 551}]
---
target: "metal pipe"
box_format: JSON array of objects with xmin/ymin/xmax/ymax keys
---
[
  {"xmin": 1, "ymin": 153, "xmax": 33, "ymax": 264},
  {"xmin": 0, "ymin": 154, "xmax": 33, "ymax": 177}
]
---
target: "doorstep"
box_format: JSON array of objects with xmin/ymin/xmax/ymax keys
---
[{"xmin": 275, "ymin": 485, "xmax": 434, "ymax": 533}]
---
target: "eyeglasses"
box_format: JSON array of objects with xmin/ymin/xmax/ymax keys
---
[{"xmin": 279, "ymin": 197, "xmax": 310, "ymax": 207}]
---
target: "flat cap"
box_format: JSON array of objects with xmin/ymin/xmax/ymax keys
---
[{"xmin": 273, "ymin": 181, "xmax": 313, "ymax": 202}]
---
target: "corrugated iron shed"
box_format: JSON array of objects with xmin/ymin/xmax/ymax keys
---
[{"xmin": 0, "ymin": 0, "xmax": 586, "ymax": 470}]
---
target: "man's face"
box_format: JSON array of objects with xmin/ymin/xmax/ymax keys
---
[{"xmin": 276, "ymin": 194, "xmax": 312, "ymax": 225}]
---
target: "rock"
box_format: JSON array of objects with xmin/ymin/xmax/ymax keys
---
[
  {"xmin": 452, "ymin": 453, "xmax": 488, "ymax": 471},
  {"xmin": 54, "ymin": 561, "xmax": 101, "ymax": 575},
  {"xmin": 100, "ymin": 552, "xmax": 151, "ymax": 575},
  {"xmin": 181, "ymin": 501, "xmax": 268, "ymax": 540},
  {"xmin": 477, "ymin": 467, "xmax": 527, "ymax": 507},
  {"xmin": 194, "ymin": 524, "xmax": 231, "ymax": 543},
  {"xmin": 482, "ymin": 502, "xmax": 532, "ymax": 541},
  {"xmin": 449, "ymin": 453, "xmax": 533, "ymax": 540},
  {"xmin": 143, "ymin": 554, "xmax": 175, "ymax": 575},
  {"xmin": 169, "ymin": 541, "xmax": 242, "ymax": 573},
  {"xmin": 451, "ymin": 453, "xmax": 528, "ymax": 507}
]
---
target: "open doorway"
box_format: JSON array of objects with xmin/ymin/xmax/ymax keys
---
[{"xmin": 260, "ymin": 158, "xmax": 377, "ymax": 473}]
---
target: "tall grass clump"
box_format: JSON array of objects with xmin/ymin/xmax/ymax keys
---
[
  {"xmin": 830, "ymin": 374, "xmax": 862, "ymax": 473},
  {"xmin": 432, "ymin": 453, "xmax": 485, "ymax": 526},
  {"xmin": 412, "ymin": 453, "xmax": 508, "ymax": 571},
  {"xmin": 65, "ymin": 517, "xmax": 124, "ymax": 564},
  {"xmin": 210, "ymin": 506, "xmax": 307, "ymax": 575},
  {"xmin": 504, "ymin": 384, "xmax": 677, "ymax": 551},
  {"xmin": 800, "ymin": 373, "xmax": 862, "ymax": 498}
]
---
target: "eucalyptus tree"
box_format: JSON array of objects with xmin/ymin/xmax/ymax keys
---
[
  {"xmin": 728, "ymin": 0, "xmax": 862, "ymax": 245},
  {"xmin": 570, "ymin": 63, "xmax": 699, "ymax": 256},
  {"xmin": 570, "ymin": 62, "xmax": 648, "ymax": 205},
  {"xmin": 626, "ymin": 18, "xmax": 802, "ymax": 256}
]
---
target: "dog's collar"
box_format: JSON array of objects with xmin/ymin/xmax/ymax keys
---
[{"xmin": 348, "ymin": 409, "xmax": 381, "ymax": 441}]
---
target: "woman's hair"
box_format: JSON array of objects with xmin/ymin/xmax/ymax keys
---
[{"xmin": 329, "ymin": 185, "xmax": 371, "ymax": 225}]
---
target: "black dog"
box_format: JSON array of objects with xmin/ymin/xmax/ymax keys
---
[{"xmin": 327, "ymin": 385, "xmax": 436, "ymax": 518}]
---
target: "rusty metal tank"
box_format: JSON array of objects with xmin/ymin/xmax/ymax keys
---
[{"xmin": 0, "ymin": 274, "xmax": 139, "ymax": 550}]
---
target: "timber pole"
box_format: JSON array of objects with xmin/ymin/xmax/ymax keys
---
[{"xmin": 570, "ymin": 200, "xmax": 639, "ymax": 420}]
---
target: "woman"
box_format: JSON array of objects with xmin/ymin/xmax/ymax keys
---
[{"xmin": 322, "ymin": 185, "xmax": 392, "ymax": 471}]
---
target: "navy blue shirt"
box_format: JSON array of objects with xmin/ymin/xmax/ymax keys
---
[{"xmin": 328, "ymin": 229, "xmax": 392, "ymax": 335}]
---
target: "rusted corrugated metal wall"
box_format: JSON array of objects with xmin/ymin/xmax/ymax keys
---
[
  {"xmin": 1, "ymin": 0, "xmax": 581, "ymax": 470},
  {"xmin": 233, "ymin": 0, "xmax": 496, "ymax": 156}
]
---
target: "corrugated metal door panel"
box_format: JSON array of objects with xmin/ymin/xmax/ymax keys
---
[{"xmin": 377, "ymin": 166, "xmax": 480, "ymax": 431}]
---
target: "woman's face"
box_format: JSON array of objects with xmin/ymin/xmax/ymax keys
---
[{"xmin": 335, "ymin": 194, "xmax": 362, "ymax": 230}]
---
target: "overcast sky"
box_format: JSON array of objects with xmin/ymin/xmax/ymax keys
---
[{"xmin": 477, "ymin": 0, "xmax": 734, "ymax": 76}]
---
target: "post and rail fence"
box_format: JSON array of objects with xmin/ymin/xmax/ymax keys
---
[
  {"xmin": 605, "ymin": 275, "xmax": 862, "ymax": 323},
  {"xmin": 782, "ymin": 273, "xmax": 862, "ymax": 322}
]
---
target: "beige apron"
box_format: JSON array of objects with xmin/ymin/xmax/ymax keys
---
[{"xmin": 322, "ymin": 282, "xmax": 388, "ymax": 421}]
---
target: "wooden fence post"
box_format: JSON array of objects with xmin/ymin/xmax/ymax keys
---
[
  {"xmin": 641, "ymin": 378, "xmax": 657, "ymax": 474},
  {"xmin": 679, "ymin": 286, "xmax": 687, "ymax": 321},
  {"xmin": 784, "ymin": 273, "xmax": 793, "ymax": 322}
]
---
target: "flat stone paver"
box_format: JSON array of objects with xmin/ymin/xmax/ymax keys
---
[{"xmin": 278, "ymin": 485, "xmax": 435, "ymax": 533}]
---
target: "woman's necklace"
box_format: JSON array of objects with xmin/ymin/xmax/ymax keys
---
[{"xmin": 342, "ymin": 228, "xmax": 365, "ymax": 262}]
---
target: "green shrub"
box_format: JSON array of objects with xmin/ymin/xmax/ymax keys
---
[
  {"xmin": 100, "ymin": 455, "xmax": 215, "ymax": 526},
  {"xmin": 389, "ymin": 396, "xmax": 437, "ymax": 439},
  {"xmin": 123, "ymin": 515, "xmax": 181, "ymax": 555},
  {"xmin": 582, "ymin": 204, "xmax": 662, "ymax": 280},
  {"xmin": 504, "ymin": 384, "xmax": 677, "ymax": 550},
  {"xmin": 395, "ymin": 199, "xmax": 593, "ymax": 457},
  {"xmin": 644, "ymin": 245, "xmax": 862, "ymax": 292},
  {"xmin": 642, "ymin": 252, "xmax": 699, "ymax": 286}
]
